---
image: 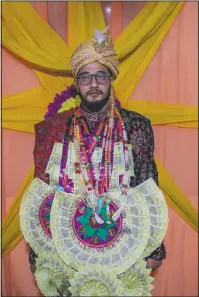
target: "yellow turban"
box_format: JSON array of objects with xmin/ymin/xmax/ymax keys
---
[{"xmin": 70, "ymin": 30, "xmax": 119, "ymax": 79}]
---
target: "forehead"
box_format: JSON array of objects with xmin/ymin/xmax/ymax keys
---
[{"xmin": 78, "ymin": 62, "xmax": 109, "ymax": 74}]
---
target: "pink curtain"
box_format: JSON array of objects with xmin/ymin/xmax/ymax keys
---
[{"xmin": 2, "ymin": 2, "xmax": 198, "ymax": 296}]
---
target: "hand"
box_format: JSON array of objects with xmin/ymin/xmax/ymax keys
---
[{"xmin": 146, "ymin": 258, "xmax": 162, "ymax": 269}]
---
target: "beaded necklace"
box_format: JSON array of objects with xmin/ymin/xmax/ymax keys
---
[
  {"xmin": 72, "ymin": 104, "xmax": 130, "ymax": 208},
  {"xmin": 73, "ymin": 106, "xmax": 111, "ymax": 195}
]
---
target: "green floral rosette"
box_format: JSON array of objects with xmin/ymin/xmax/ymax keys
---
[
  {"xmin": 68, "ymin": 265, "xmax": 123, "ymax": 296},
  {"xmin": 68, "ymin": 259, "xmax": 154, "ymax": 297},
  {"xmin": 35, "ymin": 252, "xmax": 75, "ymax": 297},
  {"xmin": 119, "ymin": 259, "xmax": 154, "ymax": 296}
]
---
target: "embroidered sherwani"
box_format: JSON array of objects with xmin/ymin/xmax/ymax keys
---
[{"xmin": 29, "ymin": 104, "xmax": 166, "ymax": 267}]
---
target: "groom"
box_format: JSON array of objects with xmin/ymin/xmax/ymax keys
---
[{"xmin": 29, "ymin": 31, "xmax": 166, "ymax": 273}]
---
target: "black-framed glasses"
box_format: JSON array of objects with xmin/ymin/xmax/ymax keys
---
[{"xmin": 76, "ymin": 71, "xmax": 112, "ymax": 85}]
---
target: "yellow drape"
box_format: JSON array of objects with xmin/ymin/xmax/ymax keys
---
[
  {"xmin": 67, "ymin": 2, "xmax": 106, "ymax": 49},
  {"xmin": 2, "ymin": 87, "xmax": 55, "ymax": 133},
  {"xmin": 2, "ymin": 1, "xmax": 198, "ymax": 257},
  {"xmin": 2, "ymin": 2, "xmax": 183, "ymax": 74},
  {"xmin": 2, "ymin": 2, "xmax": 192, "ymax": 133},
  {"xmin": 2, "ymin": 166, "xmax": 35, "ymax": 257},
  {"xmin": 124, "ymin": 100, "xmax": 198, "ymax": 128},
  {"xmin": 155, "ymin": 158, "xmax": 198, "ymax": 232},
  {"xmin": 2, "ymin": 2, "xmax": 72, "ymax": 72},
  {"xmin": 2, "ymin": 2, "xmax": 189, "ymax": 133},
  {"xmin": 114, "ymin": 2, "xmax": 184, "ymax": 101},
  {"xmin": 2, "ymin": 89, "xmax": 198, "ymax": 133}
]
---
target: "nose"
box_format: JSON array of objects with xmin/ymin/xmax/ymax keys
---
[{"xmin": 89, "ymin": 75, "xmax": 98, "ymax": 88}]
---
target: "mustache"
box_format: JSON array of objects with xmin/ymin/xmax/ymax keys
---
[{"xmin": 86, "ymin": 90, "xmax": 103, "ymax": 95}]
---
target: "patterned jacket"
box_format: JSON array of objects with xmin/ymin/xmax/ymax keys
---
[{"xmin": 29, "ymin": 107, "xmax": 166, "ymax": 267}]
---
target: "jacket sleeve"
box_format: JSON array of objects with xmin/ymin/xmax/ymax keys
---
[
  {"xmin": 28, "ymin": 111, "xmax": 73, "ymax": 272},
  {"xmin": 33, "ymin": 110, "xmax": 74, "ymax": 182},
  {"xmin": 138, "ymin": 118, "xmax": 159, "ymax": 186},
  {"xmin": 145, "ymin": 241, "xmax": 166, "ymax": 261},
  {"xmin": 28, "ymin": 121, "xmax": 52, "ymax": 271},
  {"xmin": 131, "ymin": 118, "xmax": 166, "ymax": 261},
  {"xmin": 144, "ymin": 119, "xmax": 166, "ymax": 261},
  {"xmin": 33, "ymin": 121, "xmax": 53, "ymax": 183}
]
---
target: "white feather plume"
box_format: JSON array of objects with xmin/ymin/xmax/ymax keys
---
[{"xmin": 94, "ymin": 27, "xmax": 109, "ymax": 44}]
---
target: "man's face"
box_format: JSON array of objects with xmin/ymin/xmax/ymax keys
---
[{"xmin": 75, "ymin": 62, "xmax": 113, "ymax": 112}]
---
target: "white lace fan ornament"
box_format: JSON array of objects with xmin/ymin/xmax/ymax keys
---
[{"xmin": 20, "ymin": 178, "xmax": 57, "ymax": 255}]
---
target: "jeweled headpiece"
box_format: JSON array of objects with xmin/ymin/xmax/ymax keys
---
[{"xmin": 70, "ymin": 29, "xmax": 119, "ymax": 79}]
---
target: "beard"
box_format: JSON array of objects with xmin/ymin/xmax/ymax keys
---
[{"xmin": 78, "ymin": 87, "xmax": 111, "ymax": 112}]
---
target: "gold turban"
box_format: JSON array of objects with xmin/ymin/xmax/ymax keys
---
[{"xmin": 70, "ymin": 30, "xmax": 119, "ymax": 79}]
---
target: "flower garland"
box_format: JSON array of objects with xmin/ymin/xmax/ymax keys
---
[
  {"xmin": 44, "ymin": 85, "xmax": 121, "ymax": 119},
  {"xmin": 44, "ymin": 85, "xmax": 77, "ymax": 119}
]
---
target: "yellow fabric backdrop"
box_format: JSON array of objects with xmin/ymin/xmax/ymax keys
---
[
  {"xmin": 114, "ymin": 2, "xmax": 185, "ymax": 100},
  {"xmin": 3, "ymin": 88, "xmax": 197, "ymax": 133},
  {"xmin": 2, "ymin": 1, "xmax": 198, "ymax": 257},
  {"xmin": 2, "ymin": 166, "xmax": 35, "ymax": 257},
  {"xmin": 3, "ymin": 1, "xmax": 197, "ymax": 133},
  {"xmin": 2, "ymin": 2, "xmax": 72, "ymax": 71}
]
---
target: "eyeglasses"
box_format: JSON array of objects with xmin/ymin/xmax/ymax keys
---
[{"xmin": 76, "ymin": 71, "xmax": 112, "ymax": 85}]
